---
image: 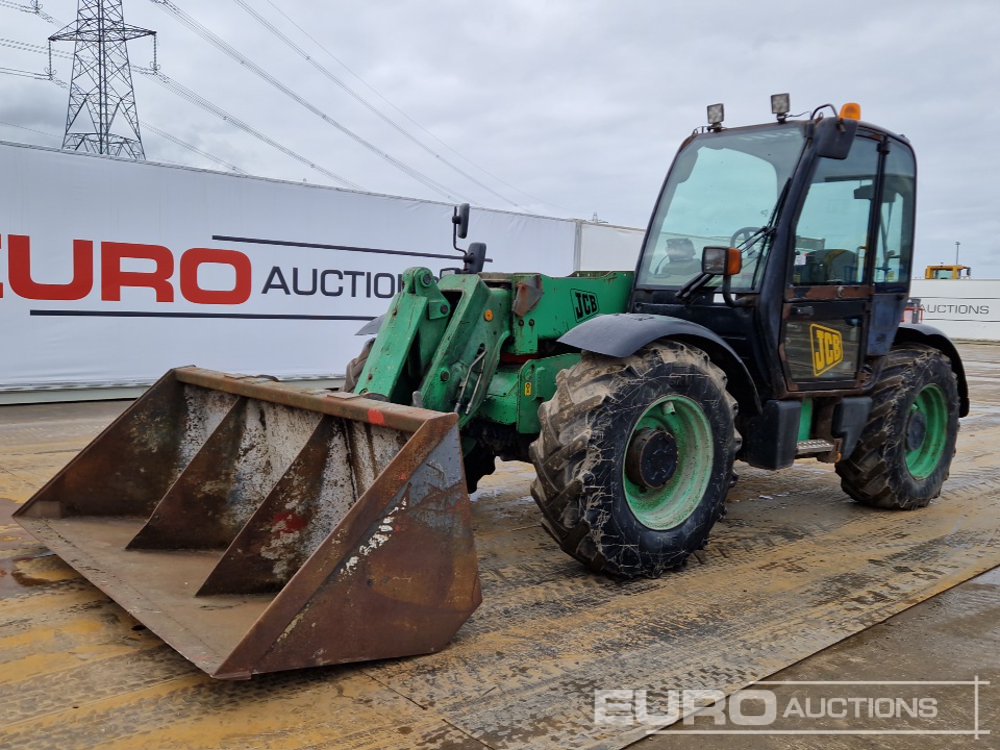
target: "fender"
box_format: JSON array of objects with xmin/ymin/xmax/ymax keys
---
[
  {"xmin": 895, "ymin": 323, "xmax": 970, "ymax": 417},
  {"xmin": 559, "ymin": 313, "xmax": 761, "ymax": 415}
]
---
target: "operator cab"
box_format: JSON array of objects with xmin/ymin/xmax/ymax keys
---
[{"xmin": 630, "ymin": 96, "xmax": 917, "ymax": 402}]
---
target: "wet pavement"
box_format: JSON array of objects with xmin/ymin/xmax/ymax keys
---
[{"xmin": 0, "ymin": 344, "xmax": 997, "ymax": 749}]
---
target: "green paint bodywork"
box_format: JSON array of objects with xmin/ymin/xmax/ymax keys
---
[
  {"xmin": 797, "ymin": 399, "xmax": 814, "ymax": 442},
  {"xmin": 356, "ymin": 268, "xmax": 633, "ymax": 446}
]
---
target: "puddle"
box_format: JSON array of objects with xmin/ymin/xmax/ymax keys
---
[{"xmin": 0, "ymin": 552, "xmax": 74, "ymax": 598}]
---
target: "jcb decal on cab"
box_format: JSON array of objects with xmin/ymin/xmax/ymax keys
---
[{"xmin": 810, "ymin": 323, "xmax": 844, "ymax": 376}]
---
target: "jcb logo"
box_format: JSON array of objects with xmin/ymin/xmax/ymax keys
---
[
  {"xmin": 810, "ymin": 323, "xmax": 844, "ymax": 376},
  {"xmin": 572, "ymin": 289, "xmax": 599, "ymax": 321}
]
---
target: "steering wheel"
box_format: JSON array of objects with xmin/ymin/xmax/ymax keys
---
[{"xmin": 730, "ymin": 226, "xmax": 762, "ymax": 247}]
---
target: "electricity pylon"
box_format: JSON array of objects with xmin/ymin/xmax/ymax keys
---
[{"xmin": 49, "ymin": 0, "xmax": 156, "ymax": 159}]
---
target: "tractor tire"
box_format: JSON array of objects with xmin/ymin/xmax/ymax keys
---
[
  {"xmin": 836, "ymin": 345, "xmax": 960, "ymax": 509},
  {"xmin": 529, "ymin": 342, "xmax": 739, "ymax": 578},
  {"xmin": 342, "ymin": 338, "xmax": 374, "ymax": 393},
  {"xmin": 343, "ymin": 337, "xmax": 496, "ymax": 492}
]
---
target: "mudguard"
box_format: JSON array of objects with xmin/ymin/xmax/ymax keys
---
[
  {"xmin": 559, "ymin": 313, "xmax": 761, "ymax": 415},
  {"xmin": 895, "ymin": 323, "xmax": 970, "ymax": 417}
]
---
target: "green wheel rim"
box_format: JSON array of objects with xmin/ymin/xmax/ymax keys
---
[
  {"xmin": 623, "ymin": 395, "xmax": 714, "ymax": 530},
  {"xmin": 905, "ymin": 383, "xmax": 949, "ymax": 480}
]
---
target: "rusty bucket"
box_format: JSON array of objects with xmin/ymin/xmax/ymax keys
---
[{"xmin": 14, "ymin": 367, "xmax": 482, "ymax": 679}]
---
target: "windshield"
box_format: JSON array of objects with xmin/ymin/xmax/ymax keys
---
[{"xmin": 637, "ymin": 127, "xmax": 805, "ymax": 291}]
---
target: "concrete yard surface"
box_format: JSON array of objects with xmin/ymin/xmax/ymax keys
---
[{"xmin": 0, "ymin": 343, "xmax": 998, "ymax": 749}]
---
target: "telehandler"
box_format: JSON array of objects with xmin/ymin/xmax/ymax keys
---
[{"xmin": 16, "ymin": 96, "xmax": 967, "ymax": 678}]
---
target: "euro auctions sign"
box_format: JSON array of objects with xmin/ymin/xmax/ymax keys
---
[
  {"xmin": 1, "ymin": 235, "xmax": 413, "ymax": 307},
  {"xmin": 0, "ymin": 141, "xmax": 576, "ymax": 392}
]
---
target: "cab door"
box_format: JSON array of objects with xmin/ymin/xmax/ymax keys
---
[{"xmin": 781, "ymin": 133, "xmax": 883, "ymax": 392}]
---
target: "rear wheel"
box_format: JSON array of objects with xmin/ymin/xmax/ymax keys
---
[
  {"xmin": 529, "ymin": 342, "xmax": 739, "ymax": 578},
  {"xmin": 836, "ymin": 345, "xmax": 960, "ymax": 509}
]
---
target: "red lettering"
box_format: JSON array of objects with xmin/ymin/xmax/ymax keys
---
[
  {"xmin": 7, "ymin": 235, "xmax": 94, "ymax": 301},
  {"xmin": 179, "ymin": 248, "xmax": 252, "ymax": 305},
  {"xmin": 101, "ymin": 242, "xmax": 174, "ymax": 302}
]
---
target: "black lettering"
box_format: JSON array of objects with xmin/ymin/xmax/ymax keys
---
[
  {"xmin": 373, "ymin": 272, "xmax": 395, "ymax": 298},
  {"xmin": 343, "ymin": 270, "xmax": 363, "ymax": 297},
  {"xmin": 320, "ymin": 269, "xmax": 343, "ymax": 297},
  {"xmin": 262, "ymin": 266, "xmax": 290, "ymax": 295},
  {"xmin": 292, "ymin": 268, "xmax": 317, "ymax": 296}
]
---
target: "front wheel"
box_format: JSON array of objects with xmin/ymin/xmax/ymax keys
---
[
  {"xmin": 529, "ymin": 342, "xmax": 739, "ymax": 578},
  {"xmin": 836, "ymin": 345, "xmax": 960, "ymax": 509}
]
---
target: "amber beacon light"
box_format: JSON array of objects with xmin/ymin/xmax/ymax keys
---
[{"xmin": 840, "ymin": 102, "xmax": 862, "ymax": 120}]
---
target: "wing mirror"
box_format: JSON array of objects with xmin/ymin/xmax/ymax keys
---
[
  {"xmin": 813, "ymin": 116, "xmax": 858, "ymax": 160},
  {"xmin": 702, "ymin": 246, "xmax": 742, "ymax": 276}
]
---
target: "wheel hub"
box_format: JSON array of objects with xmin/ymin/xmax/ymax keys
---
[
  {"xmin": 906, "ymin": 410, "xmax": 927, "ymax": 452},
  {"xmin": 625, "ymin": 428, "xmax": 678, "ymax": 489}
]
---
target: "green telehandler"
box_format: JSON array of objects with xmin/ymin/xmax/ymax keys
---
[{"xmin": 16, "ymin": 97, "xmax": 967, "ymax": 678}]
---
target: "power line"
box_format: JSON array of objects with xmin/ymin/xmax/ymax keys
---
[
  {"xmin": 0, "ymin": 64, "xmax": 47, "ymax": 78},
  {"xmin": 137, "ymin": 67, "xmax": 364, "ymax": 189},
  {"xmin": 0, "ymin": 73, "xmax": 249, "ymax": 176},
  {"xmin": 232, "ymin": 0, "xmax": 521, "ymax": 208},
  {"xmin": 0, "ymin": 35, "xmax": 69, "ymax": 58},
  {"xmin": 0, "ymin": 118, "xmax": 56, "ymax": 136},
  {"xmin": 144, "ymin": 123, "xmax": 247, "ymax": 174},
  {"xmin": 0, "ymin": 26, "xmax": 354, "ymax": 187},
  {"xmin": 259, "ymin": 0, "xmax": 565, "ymax": 212},
  {"xmin": 0, "ymin": 0, "xmax": 56, "ymax": 23},
  {"xmin": 149, "ymin": 0, "xmax": 462, "ymax": 201}
]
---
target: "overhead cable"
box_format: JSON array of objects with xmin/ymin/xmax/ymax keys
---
[
  {"xmin": 137, "ymin": 67, "xmax": 363, "ymax": 189},
  {"xmin": 144, "ymin": 123, "xmax": 247, "ymax": 174},
  {"xmin": 233, "ymin": 0, "xmax": 520, "ymax": 207},
  {"xmin": 0, "ymin": 31, "xmax": 350, "ymax": 187},
  {"xmin": 0, "ymin": 64, "xmax": 47, "ymax": 78},
  {"xmin": 260, "ymin": 0, "xmax": 568, "ymax": 212},
  {"xmin": 149, "ymin": 0, "xmax": 461, "ymax": 201}
]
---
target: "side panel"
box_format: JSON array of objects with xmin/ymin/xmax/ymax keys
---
[{"xmin": 508, "ymin": 272, "xmax": 634, "ymax": 354}]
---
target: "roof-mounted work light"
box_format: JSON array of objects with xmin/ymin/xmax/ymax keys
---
[
  {"xmin": 707, "ymin": 103, "xmax": 725, "ymax": 131},
  {"xmin": 771, "ymin": 93, "xmax": 790, "ymax": 122}
]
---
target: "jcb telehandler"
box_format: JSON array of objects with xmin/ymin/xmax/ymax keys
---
[{"xmin": 16, "ymin": 97, "xmax": 967, "ymax": 678}]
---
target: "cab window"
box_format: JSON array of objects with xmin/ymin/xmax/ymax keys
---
[
  {"xmin": 793, "ymin": 137, "xmax": 881, "ymax": 285},
  {"xmin": 874, "ymin": 144, "xmax": 916, "ymax": 288}
]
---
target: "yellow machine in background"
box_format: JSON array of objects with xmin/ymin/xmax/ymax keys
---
[{"xmin": 925, "ymin": 264, "xmax": 971, "ymax": 279}]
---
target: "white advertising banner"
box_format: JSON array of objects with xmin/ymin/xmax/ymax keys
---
[
  {"xmin": 0, "ymin": 142, "xmax": 578, "ymax": 391},
  {"xmin": 577, "ymin": 222, "xmax": 644, "ymax": 271},
  {"xmin": 909, "ymin": 280, "xmax": 1000, "ymax": 341}
]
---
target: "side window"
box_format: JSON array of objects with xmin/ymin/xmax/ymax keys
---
[
  {"xmin": 793, "ymin": 137, "xmax": 881, "ymax": 285},
  {"xmin": 874, "ymin": 145, "xmax": 916, "ymax": 287}
]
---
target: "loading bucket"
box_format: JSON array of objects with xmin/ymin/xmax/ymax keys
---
[{"xmin": 13, "ymin": 367, "xmax": 482, "ymax": 679}]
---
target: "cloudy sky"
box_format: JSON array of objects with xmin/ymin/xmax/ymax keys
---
[{"xmin": 1, "ymin": 0, "xmax": 997, "ymax": 274}]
